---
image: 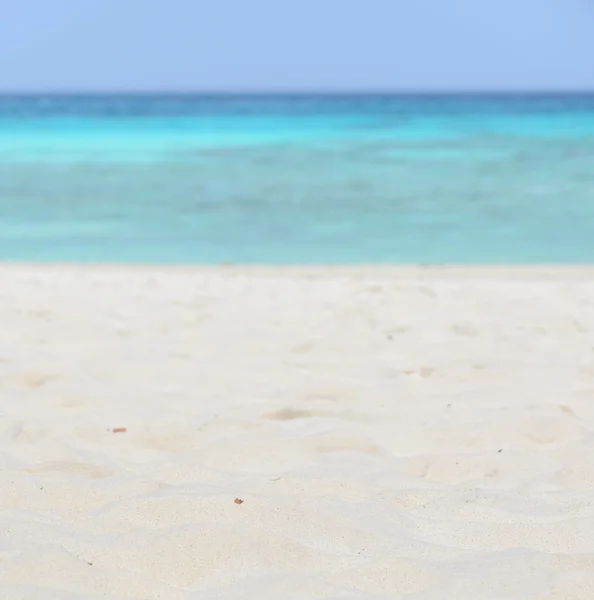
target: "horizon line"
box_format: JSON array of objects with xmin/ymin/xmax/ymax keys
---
[{"xmin": 1, "ymin": 88, "xmax": 594, "ymax": 97}]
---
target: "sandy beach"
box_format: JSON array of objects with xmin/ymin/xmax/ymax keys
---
[{"xmin": 1, "ymin": 263, "xmax": 594, "ymax": 599}]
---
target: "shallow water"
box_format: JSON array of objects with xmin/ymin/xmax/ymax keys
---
[{"xmin": 1, "ymin": 94, "xmax": 594, "ymax": 263}]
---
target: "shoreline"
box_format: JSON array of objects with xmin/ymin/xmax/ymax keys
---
[{"xmin": 2, "ymin": 261, "xmax": 594, "ymax": 279}]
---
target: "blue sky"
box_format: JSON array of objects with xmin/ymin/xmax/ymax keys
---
[{"xmin": 1, "ymin": 0, "xmax": 593, "ymax": 91}]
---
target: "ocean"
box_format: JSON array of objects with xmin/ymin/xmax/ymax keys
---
[{"xmin": 1, "ymin": 93, "xmax": 594, "ymax": 264}]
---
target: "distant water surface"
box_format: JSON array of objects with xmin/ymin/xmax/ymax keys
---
[{"xmin": 1, "ymin": 93, "xmax": 594, "ymax": 263}]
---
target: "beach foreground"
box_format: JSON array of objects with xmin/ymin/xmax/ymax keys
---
[{"xmin": 1, "ymin": 264, "xmax": 594, "ymax": 599}]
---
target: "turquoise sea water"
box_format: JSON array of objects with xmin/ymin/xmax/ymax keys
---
[{"xmin": 1, "ymin": 94, "xmax": 594, "ymax": 263}]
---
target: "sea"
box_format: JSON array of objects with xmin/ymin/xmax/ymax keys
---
[{"xmin": 1, "ymin": 93, "xmax": 594, "ymax": 264}]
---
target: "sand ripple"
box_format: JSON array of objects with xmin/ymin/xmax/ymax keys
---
[{"xmin": 0, "ymin": 265, "xmax": 594, "ymax": 598}]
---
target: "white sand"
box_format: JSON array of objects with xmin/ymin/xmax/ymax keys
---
[{"xmin": 1, "ymin": 264, "xmax": 594, "ymax": 599}]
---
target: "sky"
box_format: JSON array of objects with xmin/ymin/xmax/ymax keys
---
[{"xmin": 1, "ymin": 0, "xmax": 593, "ymax": 91}]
